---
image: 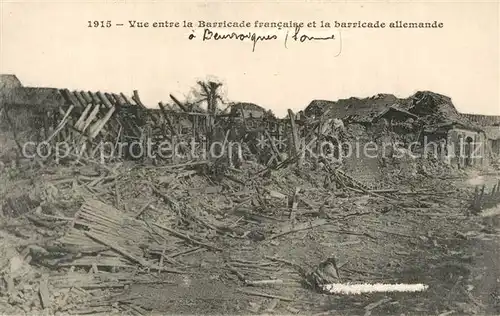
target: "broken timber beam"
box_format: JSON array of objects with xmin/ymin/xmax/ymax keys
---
[
  {"xmin": 133, "ymin": 90, "xmax": 160, "ymax": 125},
  {"xmin": 169, "ymin": 94, "xmax": 189, "ymax": 112},
  {"xmin": 89, "ymin": 106, "xmax": 116, "ymax": 139},
  {"xmin": 288, "ymin": 109, "xmax": 302, "ymax": 166},
  {"xmin": 97, "ymin": 91, "xmax": 113, "ymax": 108},
  {"xmin": 153, "ymin": 222, "xmax": 222, "ymax": 252},
  {"xmin": 46, "ymin": 105, "xmax": 75, "ymax": 143},
  {"xmin": 61, "ymin": 89, "xmax": 82, "ymax": 108},
  {"xmin": 81, "ymin": 104, "xmax": 101, "ymax": 133},
  {"xmin": 74, "ymin": 91, "xmax": 88, "ymax": 108},
  {"xmin": 81, "ymin": 91, "xmax": 93, "ymax": 104},
  {"xmin": 75, "ymin": 103, "xmax": 93, "ymax": 131},
  {"xmin": 85, "ymin": 231, "xmax": 148, "ymax": 267},
  {"xmin": 89, "ymin": 91, "xmax": 101, "ymax": 105},
  {"xmin": 264, "ymin": 130, "xmax": 283, "ymax": 163},
  {"xmin": 120, "ymin": 93, "xmax": 134, "ymax": 105},
  {"xmin": 158, "ymin": 102, "xmax": 178, "ymax": 137}
]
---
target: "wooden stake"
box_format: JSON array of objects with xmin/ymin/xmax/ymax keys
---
[{"xmin": 288, "ymin": 109, "xmax": 302, "ymax": 166}]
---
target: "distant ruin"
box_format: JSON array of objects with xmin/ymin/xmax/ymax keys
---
[{"xmin": 1, "ymin": 74, "xmax": 499, "ymax": 187}]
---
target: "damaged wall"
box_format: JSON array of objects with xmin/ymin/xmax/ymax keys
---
[
  {"xmin": 446, "ymin": 128, "xmax": 488, "ymax": 168},
  {"xmin": 341, "ymin": 124, "xmax": 384, "ymax": 189}
]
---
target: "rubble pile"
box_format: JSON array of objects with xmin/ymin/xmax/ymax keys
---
[
  {"xmin": 0, "ymin": 78, "xmax": 498, "ymax": 314},
  {"xmin": 0, "ymin": 153, "xmax": 493, "ymax": 314}
]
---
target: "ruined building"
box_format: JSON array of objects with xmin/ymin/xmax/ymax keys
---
[{"xmin": 1, "ymin": 74, "xmax": 497, "ymax": 189}]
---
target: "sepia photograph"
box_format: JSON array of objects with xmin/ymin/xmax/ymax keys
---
[{"xmin": 0, "ymin": 1, "xmax": 499, "ymax": 315}]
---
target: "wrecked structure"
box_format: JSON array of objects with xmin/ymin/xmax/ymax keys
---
[
  {"xmin": 1, "ymin": 74, "xmax": 497, "ymax": 188},
  {"xmin": 423, "ymin": 121, "xmax": 488, "ymax": 167},
  {"xmin": 306, "ymin": 91, "xmax": 492, "ymax": 172},
  {"xmin": 461, "ymin": 113, "xmax": 500, "ymax": 157},
  {"xmin": 0, "ymin": 74, "xmax": 149, "ymax": 163},
  {"xmin": 1, "ymin": 74, "xmax": 500, "ymax": 315},
  {"xmin": 0, "ymin": 76, "xmax": 304, "ymax": 170}
]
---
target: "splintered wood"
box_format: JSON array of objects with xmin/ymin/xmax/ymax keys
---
[
  {"xmin": 49, "ymin": 271, "xmax": 162, "ymax": 289},
  {"xmin": 471, "ymin": 180, "xmax": 500, "ymax": 212},
  {"xmin": 58, "ymin": 199, "xmax": 160, "ymax": 268}
]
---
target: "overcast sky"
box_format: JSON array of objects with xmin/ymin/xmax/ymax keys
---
[{"xmin": 1, "ymin": 1, "xmax": 498, "ymax": 117}]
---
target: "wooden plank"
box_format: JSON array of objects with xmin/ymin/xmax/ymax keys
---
[
  {"xmin": 169, "ymin": 94, "xmax": 188, "ymax": 112},
  {"xmin": 46, "ymin": 105, "xmax": 75, "ymax": 143},
  {"xmin": 89, "ymin": 91, "xmax": 101, "ymax": 105},
  {"xmin": 153, "ymin": 222, "xmax": 222, "ymax": 251},
  {"xmin": 97, "ymin": 91, "xmax": 113, "ymax": 108},
  {"xmin": 264, "ymin": 130, "xmax": 282, "ymax": 162},
  {"xmin": 89, "ymin": 106, "xmax": 116, "ymax": 138},
  {"xmin": 61, "ymin": 89, "xmax": 83, "ymax": 107},
  {"xmin": 104, "ymin": 92, "xmax": 116, "ymax": 106},
  {"xmin": 74, "ymin": 91, "xmax": 88, "ymax": 108},
  {"xmin": 82, "ymin": 104, "xmax": 101, "ymax": 133},
  {"xmin": 158, "ymin": 102, "xmax": 178, "ymax": 136},
  {"xmin": 75, "ymin": 103, "xmax": 94, "ymax": 131},
  {"xmin": 112, "ymin": 93, "xmax": 125, "ymax": 106},
  {"xmin": 288, "ymin": 109, "xmax": 302, "ymax": 166},
  {"xmin": 85, "ymin": 231, "xmax": 149, "ymax": 266},
  {"xmin": 81, "ymin": 91, "xmax": 93, "ymax": 104},
  {"xmin": 162, "ymin": 110, "xmax": 211, "ymax": 117},
  {"xmin": 132, "ymin": 90, "xmax": 147, "ymax": 108},
  {"xmin": 120, "ymin": 93, "xmax": 133, "ymax": 105}
]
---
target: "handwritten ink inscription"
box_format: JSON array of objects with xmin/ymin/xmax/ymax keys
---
[
  {"xmin": 200, "ymin": 26, "xmax": 339, "ymax": 53},
  {"xmin": 285, "ymin": 26, "xmax": 336, "ymax": 46},
  {"xmin": 202, "ymin": 28, "xmax": 278, "ymax": 52}
]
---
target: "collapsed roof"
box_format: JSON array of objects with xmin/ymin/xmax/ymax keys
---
[
  {"xmin": 407, "ymin": 91, "xmax": 462, "ymax": 123},
  {"xmin": 305, "ymin": 91, "xmax": 465, "ymax": 125},
  {"xmin": 424, "ymin": 120, "xmax": 486, "ymax": 134},
  {"xmin": 305, "ymin": 94, "xmax": 407, "ymax": 123},
  {"xmin": 460, "ymin": 113, "xmax": 500, "ymax": 127}
]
